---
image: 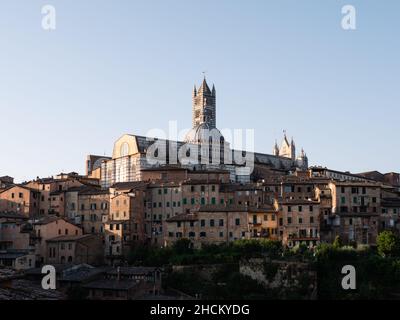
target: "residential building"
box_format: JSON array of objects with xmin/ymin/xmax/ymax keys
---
[{"xmin": 46, "ymin": 234, "xmax": 104, "ymax": 265}]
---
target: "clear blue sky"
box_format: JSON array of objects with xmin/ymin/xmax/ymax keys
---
[{"xmin": 1, "ymin": 0, "xmax": 399, "ymax": 182}]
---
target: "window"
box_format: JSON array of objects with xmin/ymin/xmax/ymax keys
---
[
  {"xmin": 264, "ymin": 215, "xmax": 268, "ymax": 221},
  {"xmin": 191, "ymin": 186, "xmax": 195, "ymax": 192},
  {"xmin": 200, "ymin": 232, "xmax": 206, "ymax": 238},
  {"xmin": 211, "ymin": 185, "xmax": 216, "ymax": 192},
  {"xmin": 183, "ymin": 198, "xmax": 187, "ymax": 205},
  {"xmin": 200, "ymin": 219, "xmax": 205, "ymax": 227},
  {"xmin": 201, "ymin": 186, "xmax": 205, "ymax": 192},
  {"xmin": 210, "ymin": 219, "xmax": 215, "ymax": 227},
  {"xmin": 65, "ymin": 229, "xmax": 68, "ymax": 235},
  {"xmin": 309, "ymin": 206, "xmax": 313, "ymax": 212},
  {"xmin": 177, "ymin": 222, "xmax": 181, "ymax": 228},
  {"xmin": 164, "ymin": 188, "xmax": 167, "ymax": 194},
  {"xmin": 341, "ymin": 187, "xmax": 345, "ymax": 193},
  {"xmin": 191, "ymin": 198, "xmax": 195, "ymax": 205},
  {"xmin": 219, "ymin": 219, "xmax": 224, "ymax": 226},
  {"xmin": 158, "ymin": 189, "xmax": 162, "ymax": 195},
  {"xmin": 288, "ymin": 206, "xmax": 292, "ymax": 212},
  {"xmin": 298, "ymin": 206, "xmax": 302, "ymax": 212},
  {"xmin": 235, "ymin": 218, "xmax": 240, "ymax": 226},
  {"xmin": 201, "ymin": 198, "xmax": 205, "ymax": 205},
  {"xmin": 298, "ymin": 218, "xmax": 303, "ymax": 224},
  {"xmin": 211, "ymin": 197, "xmax": 216, "ymax": 205},
  {"xmin": 189, "ymin": 231, "xmax": 195, "ymax": 237},
  {"xmin": 271, "ymin": 214, "xmax": 276, "ymax": 221},
  {"xmin": 287, "ymin": 217, "xmax": 292, "ymax": 224},
  {"xmin": 310, "ymin": 216, "xmax": 314, "ymax": 223},
  {"xmin": 219, "ymin": 232, "xmax": 224, "ymax": 238}
]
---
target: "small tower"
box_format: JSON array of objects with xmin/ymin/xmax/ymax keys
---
[
  {"xmin": 279, "ymin": 131, "xmax": 296, "ymax": 160},
  {"xmin": 273, "ymin": 140, "xmax": 279, "ymax": 156},
  {"xmin": 192, "ymin": 77, "xmax": 216, "ymax": 129},
  {"xmin": 296, "ymin": 148, "xmax": 309, "ymax": 169},
  {"xmin": 290, "ymin": 137, "xmax": 296, "ymax": 161}
]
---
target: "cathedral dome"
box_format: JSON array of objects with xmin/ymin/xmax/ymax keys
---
[{"xmin": 184, "ymin": 122, "xmax": 224, "ymax": 144}]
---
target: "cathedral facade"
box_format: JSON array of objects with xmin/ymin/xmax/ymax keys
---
[{"xmin": 94, "ymin": 78, "xmax": 308, "ymax": 188}]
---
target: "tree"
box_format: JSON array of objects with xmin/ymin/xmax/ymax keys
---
[
  {"xmin": 333, "ymin": 235, "xmax": 342, "ymax": 249},
  {"xmin": 173, "ymin": 238, "xmax": 193, "ymax": 255},
  {"xmin": 377, "ymin": 231, "xmax": 400, "ymax": 257}
]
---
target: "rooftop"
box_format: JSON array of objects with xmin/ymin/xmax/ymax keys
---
[{"xmin": 83, "ymin": 279, "xmax": 138, "ymax": 291}]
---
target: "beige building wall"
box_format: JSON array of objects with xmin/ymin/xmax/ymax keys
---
[
  {"xmin": 0, "ymin": 186, "xmax": 39, "ymax": 217},
  {"xmin": 32, "ymin": 218, "xmax": 83, "ymax": 264}
]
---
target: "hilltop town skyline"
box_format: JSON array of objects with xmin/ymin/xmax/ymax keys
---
[{"xmin": 1, "ymin": 1, "xmax": 400, "ymax": 182}]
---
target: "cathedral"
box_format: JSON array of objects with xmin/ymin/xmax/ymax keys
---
[{"xmin": 90, "ymin": 78, "xmax": 308, "ymax": 188}]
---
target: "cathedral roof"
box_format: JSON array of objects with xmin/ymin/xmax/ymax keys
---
[{"xmin": 184, "ymin": 122, "xmax": 224, "ymax": 144}]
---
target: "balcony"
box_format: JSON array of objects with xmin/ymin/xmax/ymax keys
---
[{"xmin": 249, "ymin": 220, "xmax": 262, "ymax": 226}]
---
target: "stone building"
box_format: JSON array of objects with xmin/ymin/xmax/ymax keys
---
[
  {"xmin": 165, "ymin": 205, "xmax": 250, "ymax": 248},
  {"xmin": 25, "ymin": 173, "xmax": 98, "ymax": 216},
  {"xmin": 83, "ymin": 267, "xmax": 162, "ymax": 300},
  {"xmin": 104, "ymin": 182, "xmax": 148, "ymax": 263},
  {"xmin": 278, "ymin": 199, "xmax": 321, "ymax": 248},
  {"xmin": 46, "ymin": 234, "xmax": 103, "ymax": 265},
  {"xmin": 96, "ymin": 78, "xmax": 309, "ymax": 188},
  {"xmin": 0, "ymin": 185, "xmax": 40, "ymax": 217},
  {"xmin": 77, "ymin": 188, "xmax": 110, "ymax": 234},
  {"xmin": 29, "ymin": 217, "xmax": 83, "ymax": 264},
  {"xmin": 329, "ymin": 181, "xmax": 381, "ymax": 245},
  {"xmin": 248, "ymin": 206, "xmax": 279, "ymax": 240}
]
